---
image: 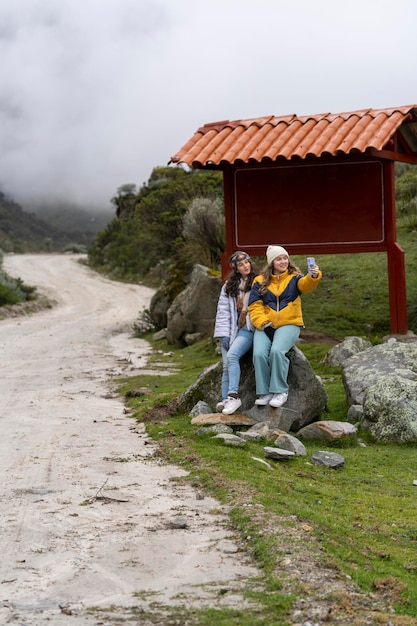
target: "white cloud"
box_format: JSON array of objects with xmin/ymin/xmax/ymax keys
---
[{"xmin": 0, "ymin": 0, "xmax": 416, "ymax": 209}]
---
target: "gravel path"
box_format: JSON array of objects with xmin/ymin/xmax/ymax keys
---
[{"xmin": 0, "ymin": 254, "xmax": 259, "ymax": 625}]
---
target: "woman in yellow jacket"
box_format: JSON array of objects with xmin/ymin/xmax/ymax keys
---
[{"xmin": 248, "ymin": 245, "xmax": 322, "ymax": 408}]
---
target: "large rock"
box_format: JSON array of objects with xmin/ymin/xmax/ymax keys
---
[
  {"xmin": 149, "ymin": 288, "xmax": 171, "ymax": 330},
  {"xmin": 362, "ymin": 377, "xmax": 417, "ymax": 443},
  {"xmin": 285, "ymin": 347, "xmax": 328, "ymax": 429},
  {"xmin": 340, "ymin": 337, "xmax": 417, "ymax": 443},
  {"xmin": 326, "ymin": 336, "xmax": 372, "ymax": 367},
  {"xmin": 342, "ymin": 341, "xmax": 417, "ymax": 406},
  {"xmin": 179, "ymin": 346, "xmax": 327, "ymax": 430},
  {"xmin": 177, "ymin": 361, "xmax": 223, "ymax": 413},
  {"xmin": 166, "ymin": 264, "xmax": 221, "ymax": 345}
]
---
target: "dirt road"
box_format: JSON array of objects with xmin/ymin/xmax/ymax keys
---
[{"xmin": 0, "ymin": 254, "xmax": 258, "ymax": 625}]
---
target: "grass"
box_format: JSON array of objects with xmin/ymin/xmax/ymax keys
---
[
  {"xmin": 113, "ymin": 330, "xmax": 417, "ymax": 624},
  {"xmin": 291, "ymin": 224, "xmax": 417, "ymax": 341},
  {"xmin": 111, "ymin": 220, "xmax": 417, "ymax": 623}
]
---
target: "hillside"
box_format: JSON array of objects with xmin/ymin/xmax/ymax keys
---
[{"xmin": 0, "ymin": 191, "xmax": 113, "ymax": 253}]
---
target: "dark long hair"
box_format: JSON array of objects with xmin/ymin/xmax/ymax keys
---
[{"xmin": 225, "ymin": 253, "xmax": 258, "ymax": 298}]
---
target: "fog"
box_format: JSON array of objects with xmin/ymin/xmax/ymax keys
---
[{"xmin": 0, "ymin": 0, "xmax": 416, "ymax": 211}]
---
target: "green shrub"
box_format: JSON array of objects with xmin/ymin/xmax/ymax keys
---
[{"xmin": 0, "ymin": 269, "xmax": 36, "ymax": 306}]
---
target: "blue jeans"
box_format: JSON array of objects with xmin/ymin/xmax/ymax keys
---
[
  {"xmin": 252, "ymin": 325, "xmax": 300, "ymax": 395},
  {"xmin": 221, "ymin": 325, "xmax": 253, "ymax": 400}
]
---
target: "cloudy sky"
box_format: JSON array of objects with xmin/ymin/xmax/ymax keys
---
[{"xmin": 0, "ymin": 0, "xmax": 416, "ymax": 211}]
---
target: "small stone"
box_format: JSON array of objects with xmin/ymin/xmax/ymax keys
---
[
  {"xmin": 274, "ymin": 433, "xmax": 307, "ymax": 456},
  {"xmin": 212, "ymin": 433, "xmax": 246, "ymax": 446},
  {"xmin": 191, "ymin": 413, "xmax": 255, "ymax": 426},
  {"xmin": 169, "ymin": 516, "xmax": 188, "ymax": 529},
  {"xmin": 189, "ymin": 401, "xmax": 212, "ymax": 418},
  {"xmin": 236, "ymin": 430, "xmax": 264, "ymax": 441},
  {"xmin": 251, "ymin": 456, "xmax": 274, "ymax": 470},
  {"xmin": 196, "ymin": 424, "xmax": 233, "ymax": 435},
  {"xmin": 297, "ymin": 420, "xmax": 357, "ymax": 440},
  {"xmin": 264, "ymin": 447, "xmax": 295, "ymax": 461},
  {"xmin": 311, "ymin": 451, "xmax": 345, "ymax": 469}
]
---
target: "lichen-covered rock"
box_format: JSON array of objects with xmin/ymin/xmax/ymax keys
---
[
  {"xmin": 326, "ymin": 336, "xmax": 372, "ymax": 367},
  {"xmin": 342, "ymin": 342, "xmax": 417, "ymax": 406},
  {"xmin": 362, "ymin": 376, "xmax": 417, "ymax": 443}
]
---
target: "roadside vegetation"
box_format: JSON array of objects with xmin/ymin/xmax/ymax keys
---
[
  {"xmin": 114, "ymin": 335, "xmax": 417, "ymax": 624},
  {"xmin": 0, "ymin": 249, "xmax": 37, "ymax": 306},
  {"xmin": 92, "ymin": 162, "xmax": 417, "ymax": 623}
]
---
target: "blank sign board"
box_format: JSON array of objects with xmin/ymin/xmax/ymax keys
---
[{"xmin": 234, "ymin": 161, "xmax": 384, "ymax": 249}]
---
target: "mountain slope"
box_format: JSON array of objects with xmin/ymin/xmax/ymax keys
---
[{"xmin": 0, "ymin": 191, "xmax": 112, "ymax": 252}]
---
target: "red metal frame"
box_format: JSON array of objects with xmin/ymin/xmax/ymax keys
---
[{"xmin": 221, "ymin": 157, "xmax": 409, "ymax": 334}]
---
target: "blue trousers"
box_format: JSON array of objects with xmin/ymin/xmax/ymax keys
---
[
  {"xmin": 252, "ymin": 325, "xmax": 300, "ymax": 395},
  {"xmin": 221, "ymin": 325, "xmax": 253, "ymax": 400}
]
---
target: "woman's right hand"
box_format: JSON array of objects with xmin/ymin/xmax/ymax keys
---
[
  {"xmin": 263, "ymin": 324, "xmax": 276, "ymax": 342},
  {"xmin": 221, "ymin": 337, "xmax": 230, "ymax": 351}
]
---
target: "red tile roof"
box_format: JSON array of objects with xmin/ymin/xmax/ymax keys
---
[{"xmin": 171, "ymin": 105, "xmax": 417, "ymax": 168}]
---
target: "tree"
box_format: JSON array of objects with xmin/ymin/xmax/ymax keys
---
[
  {"xmin": 111, "ymin": 183, "xmax": 138, "ymax": 219},
  {"xmin": 88, "ymin": 167, "xmax": 223, "ymax": 280}
]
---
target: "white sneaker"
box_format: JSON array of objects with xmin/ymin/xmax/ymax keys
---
[
  {"xmin": 269, "ymin": 393, "xmax": 288, "ymax": 408},
  {"xmin": 222, "ymin": 396, "xmax": 242, "ymax": 415},
  {"xmin": 254, "ymin": 393, "xmax": 273, "ymax": 406},
  {"xmin": 216, "ymin": 400, "xmax": 226, "ymax": 412}
]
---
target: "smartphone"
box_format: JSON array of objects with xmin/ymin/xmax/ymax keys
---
[{"xmin": 307, "ymin": 257, "xmax": 315, "ymax": 275}]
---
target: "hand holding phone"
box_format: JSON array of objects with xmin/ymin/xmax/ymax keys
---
[{"xmin": 307, "ymin": 257, "xmax": 315, "ymax": 276}]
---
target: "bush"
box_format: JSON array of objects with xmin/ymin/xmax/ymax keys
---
[
  {"xmin": 182, "ymin": 197, "xmax": 225, "ymax": 267},
  {"xmin": 0, "ymin": 263, "xmax": 36, "ymax": 307}
]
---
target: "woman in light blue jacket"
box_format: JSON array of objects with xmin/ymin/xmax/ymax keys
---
[{"xmin": 213, "ymin": 251, "xmax": 258, "ymax": 415}]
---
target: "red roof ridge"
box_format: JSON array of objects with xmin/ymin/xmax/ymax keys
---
[{"xmin": 171, "ymin": 105, "xmax": 417, "ymax": 166}]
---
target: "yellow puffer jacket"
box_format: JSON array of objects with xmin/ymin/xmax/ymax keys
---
[{"xmin": 248, "ymin": 269, "xmax": 322, "ymax": 330}]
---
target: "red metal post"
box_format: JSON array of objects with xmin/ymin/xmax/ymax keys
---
[
  {"xmin": 221, "ymin": 169, "xmax": 234, "ymax": 279},
  {"xmin": 384, "ymin": 161, "xmax": 408, "ymax": 334}
]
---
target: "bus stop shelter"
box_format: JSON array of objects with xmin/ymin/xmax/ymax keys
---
[{"xmin": 170, "ymin": 105, "xmax": 417, "ymax": 334}]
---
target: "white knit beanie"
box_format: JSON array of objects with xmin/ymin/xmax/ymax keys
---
[{"xmin": 266, "ymin": 245, "xmax": 289, "ymax": 265}]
